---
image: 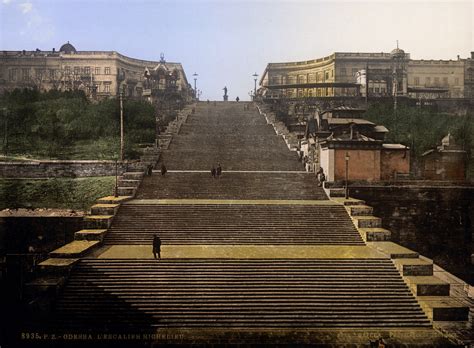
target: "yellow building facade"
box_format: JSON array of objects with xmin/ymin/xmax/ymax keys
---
[
  {"xmin": 0, "ymin": 42, "xmax": 190, "ymax": 99},
  {"xmin": 260, "ymin": 48, "xmax": 474, "ymax": 100}
]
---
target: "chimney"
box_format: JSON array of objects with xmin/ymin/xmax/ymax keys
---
[
  {"xmin": 471, "ymin": 52, "xmax": 474, "ymax": 59},
  {"xmin": 457, "ymin": 55, "xmax": 460, "ymax": 60},
  {"xmin": 52, "ymin": 48, "xmax": 55, "ymax": 52}
]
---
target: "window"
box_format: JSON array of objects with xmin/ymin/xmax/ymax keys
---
[
  {"xmin": 74, "ymin": 66, "xmax": 80, "ymax": 75},
  {"xmin": 340, "ymin": 68, "xmax": 346, "ymax": 75},
  {"xmin": 104, "ymin": 67, "xmax": 111, "ymax": 75},
  {"xmin": 352, "ymin": 68, "xmax": 358, "ymax": 76},
  {"xmin": 95, "ymin": 67, "xmax": 101, "ymax": 75},
  {"xmin": 49, "ymin": 69, "xmax": 55, "ymax": 79},
  {"xmin": 434, "ymin": 77, "xmax": 440, "ymax": 85},
  {"xmin": 22, "ymin": 68, "xmax": 30, "ymax": 81},
  {"xmin": 325, "ymin": 71, "xmax": 329, "ymax": 80},
  {"xmin": 375, "ymin": 87, "xmax": 380, "ymax": 93},
  {"xmin": 9, "ymin": 68, "xmax": 17, "ymax": 81},
  {"xmin": 381, "ymin": 87, "xmax": 386, "ymax": 94},
  {"xmin": 65, "ymin": 66, "xmax": 71, "ymax": 74},
  {"xmin": 454, "ymin": 77, "xmax": 459, "ymax": 85},
  {"xmin": 331, "ymin": 70, "xmax": 334, "ymax": 77},
  {"xmin": 426, "ymin": 77, "xmax": 431, "ymax": 85},
  {"xmin": 104, "ymin": 83, "xmax": 111, "ymax": 93},
  {"xmin": 84, "ymin": 67, "xmax": 91, "ymax": 75},
  {"xmin": 414, "ymin": 77, "xmax": 420, "ymax": 85},
  {"xmin": 442, "ymin": 77, "xmax": 448, "ymax": 86}
]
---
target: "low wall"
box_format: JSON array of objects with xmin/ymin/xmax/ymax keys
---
[
  {"xmin": 349, "ymin": 184, "xmax": 473, "ymax": 284},
  {"xmin": 0, "ymin": 160, "xmax": 143, "ymax": 178}
]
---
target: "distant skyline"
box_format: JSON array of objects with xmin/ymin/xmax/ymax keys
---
[{"xmin": 1, "ymin": 0, "xmax": 472, "ymax": 100}]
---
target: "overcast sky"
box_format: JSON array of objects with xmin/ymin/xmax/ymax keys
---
[{"xmin": 1, "ymin": 0, "xmax": 472, "ymax": 100}]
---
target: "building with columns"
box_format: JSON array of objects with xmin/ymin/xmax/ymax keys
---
[
  {"xmin": 0, "ymin": 42, "xmax": 191, "ymax": 100},
  {"xmin": 260, "ymin": 47, "xmax": 473, "ymax": 100}
]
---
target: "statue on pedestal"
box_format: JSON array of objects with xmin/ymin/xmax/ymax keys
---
[{"xmin": 223, "ymin": 86, "xmax": 228, "ymax": 101}]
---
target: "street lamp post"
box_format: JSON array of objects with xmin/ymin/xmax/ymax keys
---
[
  {"xmin": 193, "ymin": 73, "xmax": 198, "ymax": 99},
  {"xmin": 345, "ymin": 152, "xmax": 350, "ymax": 199},
  {"xmin": 252, "ymin": 73, "xmax": 258, "ymax": 100},
  {"xmin": 119, "ymin": 92, "xmax": 124, "ymax": 162}
]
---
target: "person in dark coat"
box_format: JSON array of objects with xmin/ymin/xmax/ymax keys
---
[
  {"xmin": 161, "ymin": 164, "xmax": 167, "ymax": 176},
  {"xmin": 153, "ymin": 234, "xmax": 161, "ymax": 259},
  {"xmin": 146, "ymin": 164, "xmax": 153, "ymax": 176},
  {"xmin": 211, "ymin": 166, "xmax": 216, "ymax": 178},
  {"xmin": 216, "ymin": 163, "xmax": 222, "ymax": 178}
]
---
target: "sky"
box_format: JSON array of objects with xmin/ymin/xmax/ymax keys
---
[{"xmin": 0, "ymin": 0, "xmax": 472, "ymax": 100}]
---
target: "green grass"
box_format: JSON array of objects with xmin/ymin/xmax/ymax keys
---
[{"xmin": 0, "ymin": 177, "xmax": 115, "ymax": 211}]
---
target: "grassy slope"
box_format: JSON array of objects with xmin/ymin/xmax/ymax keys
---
[{"xmin": 0, "ymin": 177, "xmax": 115, "ymax": 211}]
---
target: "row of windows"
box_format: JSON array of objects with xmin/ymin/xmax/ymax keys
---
[
  {"xmin": 271, "ymin": 70, "xmax": 334, "ymax": 85},
  {"xmin": 340, "ymin": 68, "xmax": 360, "ymax": 76},
  {"xmin": 8, "ymin": 66, "xmax": 114, "ymax": 82},
  {"xmin": 65, "ymin": 66, "xmax": 111, "ymax": 75},
  {"xmin": 7, "ymin": 66, "xmax": 113, "ymax": 81},
  {"xmin": 413, "ymin": 76, "xmax": 460, "ymax": 86}
]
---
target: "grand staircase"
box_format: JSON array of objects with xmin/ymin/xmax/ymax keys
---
[
  {"xmin": 54, "ymin": 258, "xmax": 430, "ymax": 330},
  {"xmin": 104, "ymin": 202, "xmax": 364, "ymax": 245},
  {"xmin": 42, "ymin": 102, "xmax": 453, "ymax": 345}
]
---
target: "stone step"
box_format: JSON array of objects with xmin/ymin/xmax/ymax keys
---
[
  {"xmin": 96, "ymin": 196, "xmax": 132, "ymax": 205},
  {"xmin": 347, "ymin": 205, "xmax": 373, "ymax": 216},
  {"xmin": 117, "ymin": 187, "xmax": 136, "ymax": 196},
  {"xmin": 417, "ymin": 296, "xmax": 470, "ymax": 321},
  {"xmin": 359, "ymin": 228, "xmax": 391, "ymax": 242},
  {"xmin": 49, "ymin": 240, "xmax": 100, "ymax": 258},
  {"xmin": 332, "ymin": 198, "xmax": 366, "ymax": 206},
  {"xmin": 74, "ymin": 229, "xmax": 108, "ymax": 242},
  {"xmin": 83, "ymin": 215, "xmax": 114, "ymax": 229},
  {"xmin": 328, "ymin": 188, "xmax": 346, "ymax": 198},
  {"xmin": 123, "ymin": 172, "xmax": 144, "ymax": 180},
  {"xmin": 405, "ymin": 276, "xmax": 450, "ymax": 296},
  {"xmin": 352, "ymin": 216, "xmax": 382, "ymax": 228},
  {"xmin": 368, "ymin": 242, "xmax": 419, "ymax": 259},
  {"xmin": 393, "ymin": 258, "xmax": 434, "ymax": 276},
  {"xmin": 90, "ymin": 203, "xmax": 120, "ymax": 215},
  {"xmin": 37, "ymin": 258, "xmax": 79, "ymax": 275},
  {"xmin": 118, "ymin": 179, "xmax": 140, "ymax": 188}
]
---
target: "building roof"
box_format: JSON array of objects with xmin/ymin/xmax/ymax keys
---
[{"xmin": 59, "ymin": 41, "xmax": 77, "ymax": 53}]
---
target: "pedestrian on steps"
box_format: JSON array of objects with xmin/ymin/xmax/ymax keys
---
[
  {"xmin": 146, "ymin": 164, "xmax": 153, "ymax": 176},
  {"xmin": 153, "ymin": 234, "xmax": 161, "ymax": 259},
  {"xmin": 216, "ymin": 163, "xmax": 222, "ymax": 178},
  {"xmin": 211, "ymin": 166, "xmax": 216, "ymax": 178},
  {"xmin": 161, "ymin": 164, "xmax": 167, "ymax": 176}
]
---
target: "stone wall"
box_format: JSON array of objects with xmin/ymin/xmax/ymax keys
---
[
  {"xmin": 349, "ymin": 184, "xmax": 473, "ymax": 284},
  {"xmin": 0, "ymin": 160, "xmax": 143, "ymax": 178}
]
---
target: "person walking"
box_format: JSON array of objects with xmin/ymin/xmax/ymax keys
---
[
  {"xmin": 216, "ymin": 163, "xmax": 222, "ymax": 178},
  {"xmin": 161, "ymin": 163, "xmax": 167, "ymax": 176},
  {"xmin": 152, "ymin": 234, "xmax": 161, "ymax": 259},
  {"xmin": 211, "ymin": 166, "xmax": 216, "ymax": 178}
]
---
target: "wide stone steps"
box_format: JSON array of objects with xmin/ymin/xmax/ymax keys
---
[
  {"xmin": 136, "ymin": 172, "xmax": 327, "ymax": 200},
  {"xmin": 104, "ymin": 203, "xmax": 364, "ymax": 245},
  {"xmin": 50, "ymin": 259, "xmax": 431, "ymax": 330}
]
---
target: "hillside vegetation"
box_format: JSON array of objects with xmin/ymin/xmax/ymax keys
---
[{"xmin": 0, "ymin": 89, "xmax": 156, "ymax": 160}]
